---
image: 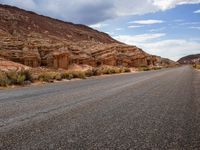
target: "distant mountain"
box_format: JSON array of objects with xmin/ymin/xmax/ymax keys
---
[
  {"xmin": 0, "ymin": 4, "xmax": 168, "ymax": 69},
  {"xmin": 178, "ymin": 54, "xmax": 200, "ymax": 64}
]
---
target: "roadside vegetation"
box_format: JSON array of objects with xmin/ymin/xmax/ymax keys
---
[
  {"xmin": 0, "ymin": 65, "xmax": 171, "ymax": 87},
  {"xmin": 193, "ymin": 64, "xmax": 200, "ymax": 70},
  {"xmin": 138, "ymin": 66, "xmax": 162, "ymax": 71},
  {"xmin": 0, "ymin": 66, "xmax": 131, "ymax": 87},
  {"xmin": 0, "ymin": 70, "xmax": 32, "ymax": 87}
]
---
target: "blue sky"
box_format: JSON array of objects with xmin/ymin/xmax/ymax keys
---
[{"xmin": 0, "ymin": 0, "xmax": 200, "ymax": 60}]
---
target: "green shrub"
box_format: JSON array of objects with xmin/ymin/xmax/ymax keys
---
[
  {"xmin": 85, "ymin": 69, "xmax": 94, "ymax": 77},
  {"xmin": 54, "ymin": 73, "xmax": 62, "ymax": 81},
  {"xmin": 85, "ymin": 66, "xmax": 131, "ymax": 77},
  {"xmin": 122, "ymin": 67, "xmax": 131, "ymax": 73},
  {"xmin": 6, "ymin": 71, "xmax": 27, "ymax": 85},
  {"xmin": 20, "ymin": 70, "xmax": 32, "ymax": 81},
  {"xmin": 92, "ymin": 68, "xmax": 103, "ymax": 76},
  {"xmin": 0, "ymin": 71, "xmax": 10, "ymax": 87},
  {"xmin": 98, "ymin": 66, "xmax": 119, "ymax": 75},
  {"xmin": 0, "ymin": 70, "xmax": 33, "ymax": 86},
  {"xmin": 61, "ymin": 71, "xmax": 86, "ymax": 79},
  {"xmin": 193, "ymin": 64, "xmax": 200, "ymax": 69},
  {"xmin": 61, "ymin": 72, "xmax": 74, "ymax": 80},
  {"xmin": 16, "ymin": 74, "xmax": 26, "ymax": 85},
  {"xmin": 70, "ymin": 71, "xmax": 86, "ymax": 79},
  {"xmin": 143, "ymin": 67, "xmax": 150, "ymax": 71},
  {"xmin": 139, "ymin": 67, "xmax": 150, "ymax": 71},
  {"xmin": 152, "ymin": 67, "xmax": 162, "ymax": 70}
]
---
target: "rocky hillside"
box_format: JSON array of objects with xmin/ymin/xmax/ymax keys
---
[
  {"xmin": 0, "ymin": 4, "xmax": 162, "ymax": 70},
  {"xmin": 160, "ymin": 58, "xmax": 179, "ymax": 67},
  {"xmin": 178, "ymin": 54, "xmax": 200, "ymax": 64}
]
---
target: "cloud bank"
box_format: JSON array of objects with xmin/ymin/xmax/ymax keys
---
[
  {"xmin": 129, "ymin": 20, "xmax": 164, "ymax": 25},
  {"xmin": 0, "ymin": 0, "xmax": 200, "ymax": 24},
  {"xmin": 114, "ymin": 34, "xmax": 200, "ymax": 60}
]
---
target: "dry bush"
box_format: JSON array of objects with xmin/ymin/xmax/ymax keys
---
[
  {"xmin": 0, "ymin": 70, "xmax": 32, "ymax": 86},
  {"xmin": 193, "ymin": 64, "xmax": 200, "ymax": 69},
  {"xmin": 0, "ymin": 71, "xmax": 10, "ymax": 87},
  {"xmin": 38, "ymin": 72, "xmax": 56, "ymax": 82}
]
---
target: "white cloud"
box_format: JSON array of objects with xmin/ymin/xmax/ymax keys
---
[
  {"xmin": 143, "ymin": 39, "xmax": 200, "ymax": 60},
  {"xmin": 105, "ymin": 31, "xmax": 115, "ymax": 36},
  {"xmin": 115, "ymin": 28, "xmax": 123, "ymax": 31},
  {"xmin": 173, "ymin": 19, "xmax": 184, "ymax": 22},
  {"xmin": 90, "ymin": 23, "xmax": 108, "ymax": 29},
  {"xmin": 189, "ymin": 26, "xmax": 200, "ymax": 30},
  {"xmin": 194, "ymin": 9, "xmax": 200, "ymax": 13},
  {"xmin": 179, "ymin": 22, "xmax": 200, "ymax": 26},
  {"xmin": 114, "ymin": 33, "xmax": 166, "ymax": 44},
  {"xmin": 149, "ymin": 27, "xmax": 166, "ymax": 32},
  {"xmin": 1, "ymin": 0, "xmax": 200, "ymax": 24},
  {"xmin": 128, "ymin": 25, "xmax": 143, "ymax": 28},
  {"xmin": 129, "ymin": 20, "xmax": 164, "ymax": 25},
  {"xmin": 153, "ymin": 0, "xmax": 200, "ymax": 10},
  {"xmin": 114, "ymin": 34, "xmax": 200, "ymax": 60}
]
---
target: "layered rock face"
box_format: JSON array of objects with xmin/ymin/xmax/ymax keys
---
[
  {"xmin": 0, "ymin": 57, "xmax": 29, "ymax": 72},
  {"xmin": 178, "ymin": 54, "xmax": 200, "ymax": 64},
  {"xmin": 0, "ymin": 4, "xmax": 161, "ymax": 69}
]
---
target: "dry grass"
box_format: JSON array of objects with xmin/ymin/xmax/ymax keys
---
[
  {"xmin": 138, "ymin": 66, "xmax": 162, "ymax": 71},
  {"xmin": 193, "ymin": 64, "xmax": 200, "ymax": 69},
  {"xmin": 0, "ymin": 70, "xmax": 32, "ymax": 87},
  {"xmin": 85, "ymin": 66, "xmax": 131, "ymax": 76},
  {"xmin": 0, "ymin": 66, "xmax": 131, "ymax": 87}
]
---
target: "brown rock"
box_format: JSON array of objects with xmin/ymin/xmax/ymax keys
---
[
  {"xmin": 47, "ymin": 52, "xmax": 69, "ymax": 69},
  {"xmin": 0, "ymin": 57, "xmax": 29, "ymax": 72},
  {"xmin": 178, "ymin": 54, "xmax": 200, "ymax": 64},
  {"xmin": 0, "ymin": 4, "xmax": 165, "ymax": 70}
]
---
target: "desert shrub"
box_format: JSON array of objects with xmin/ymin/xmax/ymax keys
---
[
  {"xmin": 38, "ymin": 72, "xmax": 55, "ymax": 82},
  {"xmin": 121, "ymin": 67, "xmax": 131, "ymax": 73},
  {"xmin": 99, "ymin": 66, "xmax": 119, "ymax": 75},
  {"xmin": 140, "ymin": 65, "xmax": 148, "ymax": 68},
  {"xmin": 54, "ymin": 73, "xmax": 62, "ymax": 81},
  {"xmin": 16, "ymin": 74, "xmax": 26, "ymax": 85},
  {"xmin": 193, "ymin": 64, "xmax": 200, "ymax": 69},
  {"xmin": 92, "ymin": 68, "xmax": 103, "ymax": 76},
  {"xmin": 61, "ymin": 72, "xmax": 74, "ymax": 80},
  {"xmin": 0, "ymin": 70, "xmax": 33, "ymax": 86},
  {"xmin": 85, "ymin": 66, "xmax": 130, "ymax": 77},
  {"xmin": 85, "ymin": 69, "xmax": 94, "ymax": 77},
  {"xmin": 0, "ymin": 71, "xmax": 10, "ymax": 86},
  {"xmin": 70, "ymin": 71, "xmax": 86, "ymax": 79},
  {"xmin": 151, "ymin": 67, "xmax": 162, "ymax": 70},
  {"xmin": 125, "ymin": 68, "xmax": 131, "ymax": 72},
  {"xmin": 19, "ymin": 70, "xmax": 33, "ymax": 81},
  {"xmin": 61, "ymin": 71, "xmax": 86, "ymax": 79},
  {"xmin": 38, "ymin": 72, "xmax": 63, "ymax": 82},
  {"xmin": 139, "ymin": 67, "xmax": 150, "ymax": 71},
  {"xmin": 143, "ymin": 67, "xmax": 150, "ymax": 71},
  {"xmin": 6, "ymin": 71, "xmax": 26, "ymax": 85}
]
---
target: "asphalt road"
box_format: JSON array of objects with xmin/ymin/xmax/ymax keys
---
[{"xmin": 0, "ymin": 66, "xmax": 200, "ymax": 150}]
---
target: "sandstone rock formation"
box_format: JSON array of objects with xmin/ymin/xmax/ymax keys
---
[
  {"xmin": 0, "ymin": 4, "xmax": 163, "ymax": 69},
  {"xmin": 0, "ymin": 57, "xmax": 29, "ymax": 72},
  {"xmin": 178, "ymin": 54, "xmax": 200, "ymax": 64}
]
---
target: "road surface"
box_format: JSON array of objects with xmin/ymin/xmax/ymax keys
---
[{"xmin": 0, "ymin": 66, "xmax": 200, "ymax": 149}]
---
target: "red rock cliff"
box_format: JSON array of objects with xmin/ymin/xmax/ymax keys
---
[{"xmin": 0, "ymin": 4, "xmax": 161, "ymax": 69}]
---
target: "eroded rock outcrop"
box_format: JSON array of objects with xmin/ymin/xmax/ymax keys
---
[
  {"xmin": 0, "ymin": 4, "xmax": 163, "ymax": 69},
  {"xmin": 0, "ymin": 57, "xmax": 29, "ymax": 72}
]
